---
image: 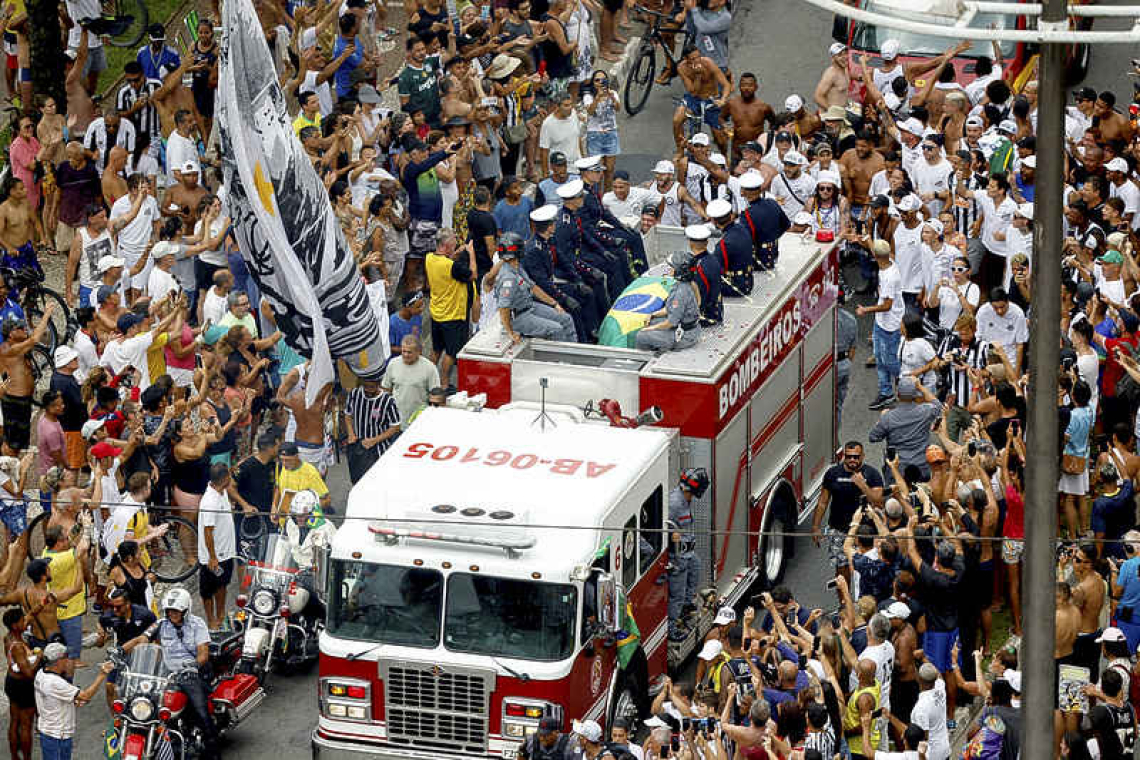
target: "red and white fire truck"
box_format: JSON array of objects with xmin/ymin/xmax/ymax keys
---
[{"xmin": 311, "ymin": 228, "xmax": 839, "ymax": 759}]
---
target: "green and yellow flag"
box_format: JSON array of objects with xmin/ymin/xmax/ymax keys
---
[{"xmin": 597, "ymin": 277, "xmax": 676, "ymax": 348}]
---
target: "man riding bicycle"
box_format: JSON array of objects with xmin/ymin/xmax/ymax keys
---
[
  {"xmin": 673, "ymin": 43, "xmax": 730, "ymax": 150},
  {"xmin": 123, "ymin": 588, "xmax": 220, "ymax": 760}
]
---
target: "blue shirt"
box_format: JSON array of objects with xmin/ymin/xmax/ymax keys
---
[
  {"xmin": 332, "ymin": 35, "xmax": 364, "ymax": 98},
  {"xmin": 149, "ymin": 614, "xmax": 210, "ymax": 671},
  {"xmin": 388, "ymin": 312, "xmax": 422, "ymax": 355},
  {"xmin": 1063, "ymin": 406, "xmax": 1093, "ymax": 457},
  {"xmin": 0, "ymin": 299, "xmax": 24, "ymax": 345},
  {"xmin": 493, "ymin": 198, "xmax": 534, "ymax": 241},
  {"xmin": 136, "ymin": 45, "xmax": 181, "ymax": 81},
  {"xmin": 1092, "ymin": 480, "xmax": 1135, "ymax": 558},
  {"xmin": 1118, "ymin": 556, "xmax": 1140, "ymax": 610}
]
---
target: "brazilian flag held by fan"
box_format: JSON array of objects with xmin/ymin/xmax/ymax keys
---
[{"xmin": 597, "ymin": 276, "xmax": 676, "ymax": 348}]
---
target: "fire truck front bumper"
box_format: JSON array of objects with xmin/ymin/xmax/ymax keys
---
[{"xmin": 311, "ymin": 729, "xmax": 520, "ymax": 760}]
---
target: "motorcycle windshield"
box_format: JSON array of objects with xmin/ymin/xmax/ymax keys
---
[
  {"xmin": 127, "ymin": 644, "xmax": 167, "ymax": 678},
  {"xmin": 248, "ymin": 534, "xmax": 300, "ymax": 574}
]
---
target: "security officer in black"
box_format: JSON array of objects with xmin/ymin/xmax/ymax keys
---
[
  {"xmin": 523, "ymin": 203, "xmax": 605, "ymax": 342},
  {"xmin": 687, "ymin": 224, "xmax": 723, "ymax": 325},
  {"xmin": 556, "ymin": 178, "xmax": 627, "ymax": 302},
  {"xmin": 739, "ymin": 170, "xmax": 790, "ymax": 272},
  {"xmin": 517, "ymin": 716, "xmax": 572, "ymax": 759},
  {"xmin": 577, "ymin": 156, "xmax": 649, "ymax": 276},
  {"xmin": 707, "ymin": 198, "xmax": 754, "ymax": 297}
]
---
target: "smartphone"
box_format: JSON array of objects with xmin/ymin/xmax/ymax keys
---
[
  {"xmin": 886, "ymin": 446, "xmax": 897, "ymax": 461},
  {"xmin": 826, "ymin": 577, "xmax": 839, "ymax": 591},
  {"xmin": 967, "ymin": 441, "xmax": 977, "ymax": 457},
  {"xmin": 671, "ymin": 734, "xmax": 681, "ymax": 752}
]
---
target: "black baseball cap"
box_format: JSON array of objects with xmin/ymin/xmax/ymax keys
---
[
  {"xmin": 741, "ymin": 141, "xmax": 763, "ymax": 153},
  {"xmin": 537, "ymin": 716, "xmax": 560, "ymax": 735},
  {"xmin": 869, "ymin": 194, "xmax": 890, "ymax": 209},
  {"xmin": 549, "ymin": 151, "xmax": 567, "ymax": 166},
  {"xmin": 280, "ymin": 442, "xmax": 300, "ymax": 456},
  {"xmin": 1072, "ymin": 87, "xmax": 1096, "ymax": 102},
  {"xmin": 402, "ymin": 290, "xmax": 424, "ymax": 306}
]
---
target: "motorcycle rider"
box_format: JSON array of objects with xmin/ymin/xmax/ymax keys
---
[
  {"xmin": 123, "ymin": 588, "xmax": 220, "ymax": 760},
  {"xmin": 95, "ymin": 586, "xmax": 156, "ymax": 708},
  {"xmin": 667, "ymin": 467, "xmax": 710, "ymax": 641},
  {"xmin": 282, "ymin": 489, "xmax": 336, "ymax": 625}
]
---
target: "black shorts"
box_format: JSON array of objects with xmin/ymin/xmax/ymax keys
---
[
  {"xmin": 431, "ymin": 319, "xmax": 469, "ymax": 359},
  {"xmin": 194, "ymin": 259, "xmax": 225, "ymax": 293},
  {"xmin": 602, "ymin": 0, "xmax": 622, "ymax": 11},
  {"xmin": 5, "ymin": 674, "xmax": 34, "ymax": 709},
  {"xmin": 199, "ymin": 557, "xmax": 234, "ymax": 598}
]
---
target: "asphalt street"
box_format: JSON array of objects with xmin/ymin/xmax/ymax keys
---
[{"xmin": 60, "ymin": 2, "xmax": 1140, "ymax": 757}]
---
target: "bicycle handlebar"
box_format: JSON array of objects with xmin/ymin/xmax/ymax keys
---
[{"xmin": 632, "ymin": 4, "xmax": 673, "ymax": 19}]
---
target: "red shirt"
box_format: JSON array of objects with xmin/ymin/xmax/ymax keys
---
[
  {"xmin": 1103, "ymin": 335, "xmax": 1138, "ymax": 398},
  {"xmin": 92, "ymin": 408, "xmax": 126, "ymax": 440},
  {"xmin": 1004, "ymin": 483, "xmax": 1024, "ymax": 540}
]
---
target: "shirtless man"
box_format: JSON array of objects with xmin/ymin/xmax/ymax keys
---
[
  {"xmin": 63, "ymin": 27, "xmax": 96, "ymax": 137},
  {"xmin": 277, "ymin": 365, "xmax": 334, "ymax": 478},
  {"xmin": 1096, "ymin": 424, "xmax": 1140, "ymax": 483},
  {"xmin": 814, "ymin": 42, "xmax": 850, "ymax": 110},
  {"xmin": 161, "ymin": 165, "xmax": 208, "ymax": 234},
  {"xmin": 0, "ymin": 303, "xmax": 57, "ymax": 449},
  {"xmin": 1094, "ymin": 91, "xmax": 1135, "ymax": 145},
  {"xmin": 0, "ymin": 555, "xmax": 69, "ymax": 650},
  {"xmin": 1054, "ymin": 580, "xmax": 1083, "ymax": 741},
  {"xmin": 152, "ymin": 57, "xmax": 209, "ymax": 140},
  {"xmin": 0, "ymin": 177, "xmax": 44, "ymax": 272},
  {"xmin": 839, "ymin": 131, "xmax": 885, "ymax": 216},
  {"xmin": 1070, "ymin": 544, "xmax": 1106, "ymax": 672},
  {"xmin": 721, "ymin": 73, "xmax": 774, "ymax": 164},
  {"xmin": 673, "ymin": 44, "xmax": 730, "ymax": 150},
  {"xmin": 101, "ymin": 146, "xmax": 129, "ymax": 208},
  {"xmin": 439, "ymin": 78, "xmax": 473, "ymax": 122}
]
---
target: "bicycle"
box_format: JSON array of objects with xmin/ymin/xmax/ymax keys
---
[
  {"xmin": 671, "ymin": 95, "xmax": 712, "ymax": 143},
  {"xmin": 95, "ymin": 1, "xmax": 150, "ymax": 49},
  {"xmin": 2, "ymin": 265, "xmax": 72, "ymax": 354},
  {"xmin": 624, "ymin": 4, "xmax": 688, "ymax": 116}
]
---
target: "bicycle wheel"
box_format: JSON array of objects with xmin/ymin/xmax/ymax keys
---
[
  {"xmin": 29, "ymin": 344, "xmax": 51, "ymax": 398},
  {"xmin": 25, "ymin": 286, "xmax": 69, "ymax": 346},
  {"xmin": 26, "ymin": 309, "xmax": 58, "ymax": 355},
  {"xmin": 148, "ymin": 516, "xmax": 199, "ymax": 584},
  {"xmin": 25, "ymin": 509, "xmax": 50, "ymax": 560},
  {"xmin": 104, "ymin": 0, "xmax": 149, "ymax": 48},
  {"xmin": 624, "ymin": 45, "xmax": 656, "ymax": 116}
]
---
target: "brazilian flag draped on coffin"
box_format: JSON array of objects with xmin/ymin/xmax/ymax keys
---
[{"xmin": 597, "ymin": 276, "xmax": 676, "ymax": 348}]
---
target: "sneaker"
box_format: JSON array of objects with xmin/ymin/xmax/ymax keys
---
[{"xmin": 868, "ymin": 395, "xmax": 891, "ymax": 410}]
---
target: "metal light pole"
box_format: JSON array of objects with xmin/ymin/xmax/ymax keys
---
[{"xmin": 786, "ymin": 0, "xmax": 1140, "ymax": 751}]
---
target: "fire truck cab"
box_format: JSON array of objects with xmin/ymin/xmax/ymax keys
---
[{"xmin": 311, "ymin": 227, "xmax": 840, "ymax": 759}]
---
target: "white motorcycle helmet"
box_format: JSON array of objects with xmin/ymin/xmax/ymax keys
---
[
  {"xmin": 291, "ymin": 489, "xmax": 320, "ymax": 519},
  {"xmin": 162, "ymin": 587, "xmax": 193, "ymax": 615}
]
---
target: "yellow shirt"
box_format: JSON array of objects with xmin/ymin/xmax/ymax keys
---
[
  {"xmin": 277, "ymin": 462, "xmax": 328, "ymax": 518},
  {"xmin": 146, "ymin": 332, "xmax": 170, "ymax": 390},
  {"xmin": 425, "ymin": 252, "xmax": 469, "ymax": 323},
  {"xmin": 41, "ymin": 547, "xmax": 85, "ymax": 621},
  {"xmin": 127, "ymin": 509, "xmax": 152, "ymax": 568},
  {"xmin": 844, "ymin": 681, "xmax": 881, "ymax": 756},
  {"xmin": 292, "ymin": 112, "xmax": 321, "ymax": 137}
]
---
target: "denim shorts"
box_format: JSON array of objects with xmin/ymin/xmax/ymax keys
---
[{"xmin": 586, "ymin": 130, "xmax": 620, "ymax": 157}]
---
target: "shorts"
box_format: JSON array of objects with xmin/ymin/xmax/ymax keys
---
[
  {"xmin": 78, "ymin": 44, "xmax": 108, "ymax": 77},
  {"xmin": 4, "ymin": 674, "xmax": 35, "ymax": 709},
  {"xmin": 1058, "ymin": 468, "xmax": 1089, "ymax": 496},
  {"xmin": 199, "ymin": 557, "xmax": 235, "ymax": 598},
  {"xmin": 431, "ymin": 318, "xmax": 469, "ymax": 359},
  {"xmin": 975, "ymin": 560, "xmax": 995, "ymax": 608},
  {"xmin": 195, "ymin": 258, "xmax": 225, "ymax": 293},
  {"xmin": 17, "ymin": 67, "xmax": 29, "ymax": 83},
  {"xmin": 58, "ymin": 614, "xmax": 83, "ymax": 659},
  {"xmin": 64, "ymin": 430, "xmax": 85, "ymax": 469},
  {"xmin": 168, "ymin": 366, "xmax": 195, "ymax": 388},
  {"xmin": 408, "ymin": 218, "xmax": 439, "ymax": 259},
  {"xmin": 922, "ymin": 628, "xmax": 959, "ymax": 673},
  {"xmin": 95, "ymin": 552, "xmax": 110, "ymax": 586},
  {"xmin": 54, "ymin": 221, "xmax": 77, "ymax": 254},
  {"xmin": 295, "ymin": 440, "xmax": 329, "ymax": 478},
  {"xmin": 602, "ymin": 0, "xmax": 622, "ymax": 11},
  {"xmin": 0, "ymin": 497, "xmax": 27, "ymax": 535},
  {"xmin": 824, "ymin": 527, "xmax": 848, "ymax": 569},
  {"xmin": 1002, "ymin": 538, "xmax": 1024, "ymax": 564},
  {"xmin": 586, "ymin": 130, "xmax": 620, "ymax": 157},
  {"xmin": 682, "ymin": 93, "xmax": 722, "ymax": 129}
]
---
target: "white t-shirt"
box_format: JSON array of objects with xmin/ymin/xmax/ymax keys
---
[
  {"xmin": 892, "ymin": 221, "xmax": 925, "ymax": 294},
  {"xmin": 302, "ymin": 70, "xmax": 335, "ymax": 117},
  {"xmin": 193, "ymin": 217, "xmax": 229, "ymax": 267},
  {"xmin": 202, "ymin": 287, "xmax": 229, "ymax": 326},
  {"xmin": 101, "ymin": 331, "xmax": 158, "ymax": 390},
  {"xmin": 198, "ymin": 486, "xmax": 237, "ymax": 562},
  {"xmin": 770, "ymin": 172, "xmax": 817, "ymax": 221},
  {"xmin": 538, "ymin": 114, "xmax": 582, "ymax": 167},
  {"xmin": 851, "ymin": 639, "xmax": 895, "ymax": 711},
  {"xmin": 911, "ymin": 158, "xmax": 952, "ymax": 217},
  {"xmin": 975, "ymin": 301, "xmax": 1029, "ymax": 361},
  {"xmin": 875, "ymin": 264, "xmax": 905, "ymax": 332},
  {"xmin": 1109, "ymin": 179, "xmax": 1140, "ymax": 230},
  {"xmin": 65, "ymin": 0, "xmax": 103, "ymax": 49},
  {"xmin": 900, "ymin": 338, "xmax": 937, "ymax": 388},
  {"xmin": 165, "ymin": 131, "xmax": 198, "ymax": 181},
  {"xmin": 603, "ymin": 187, "xmax": 662, "ymax": 220},
  {"xmin": 976, "ymin": 193, "xmax": 1017, "ymax": 257},
  {"xmin": 73, "ymin": 329, "xmax": 99, "ymax": 385},
  {"xmin": 34, "ymin": 669, "xmax": 80, "ymax": 739},
  {"xmin": 936, "ymin": 280, "xmax": 979, "ymax": 330},
  {"xmin": 103, "ymin": 498, "xmax": 144, "ymax": 558},
  {"xmin": 910, "ymin": 679, "xmax": 950, "ymax": 760},
  {"xmin": 147, "ymin": 266, "xmax": 179, "ymax": 302},
  {"xmin": 110, "ymin": 193, "xmax": 160, "ymax": 261}
]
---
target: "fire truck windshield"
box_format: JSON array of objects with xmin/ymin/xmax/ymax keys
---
[
  {"xmin": 444, "ymin": 574, "xmax": 578, "ymax": 661},
  {"xmin": 852, "ymin": 1, "xmax": 1017, "ymax": 58},
  {"xmin": 328, "ymin": 561, "xmax": 443, "ymax": 647}
]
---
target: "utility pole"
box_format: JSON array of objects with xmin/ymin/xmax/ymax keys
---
[{"xmin": 1022, "ymin": 0, "xmax": 1063, "ymax": 755}]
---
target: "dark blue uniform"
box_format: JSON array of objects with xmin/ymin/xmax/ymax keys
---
[
  {"xmin": 555, "ymin": 205, "xmax": 625, "ymax": 302},
  {"xmin": 522, "ymin": 234, "xmax": 605, "ymax": 341},
  {"xmin": 713, "ymin": 221, "xmax": 755, "ymax": 296},
  {"xmin": 691, "ymin": 250, "xmax": 723, "ymax": 325},
  {"xmin": 586, "ymin": 180, "xmax": 649, "ymax": 276},
  {"xmin": 741, "ymin": 198, "xmax": 790, "ymax": 271}
]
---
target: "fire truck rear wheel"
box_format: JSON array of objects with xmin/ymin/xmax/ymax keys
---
[
  {"xmin": 609, "ymin": 685, "xmax": 640, "ymax": 732},
  {"xmin": 760, "ymin": 511, "xmax": 789, "ymax": 585}
]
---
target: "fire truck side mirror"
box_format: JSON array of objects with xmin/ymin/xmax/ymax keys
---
[{"xmin": 595, "ymin": 572, "xmax": 618, "ymax": 635}]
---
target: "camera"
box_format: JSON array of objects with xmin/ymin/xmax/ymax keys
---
[{"xmin": 1061, "ymin": 355, "xmax": 1076, "ymax": 371}]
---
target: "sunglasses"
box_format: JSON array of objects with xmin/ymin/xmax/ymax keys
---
[
  {"xmin": 952, "ymin": 266, "xmax": 969, "ymax": 272},
  {"xmin": 843, "ymin": 453, "xmax": 863, "ymax": 459}
]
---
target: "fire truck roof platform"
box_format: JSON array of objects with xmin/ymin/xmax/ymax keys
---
[
  {"xmin": 459, "ymin": 227, "xmax": 837, "ymax": 385},
  {"xmin": 335, "ymin": 406, "xmax": 673, "ymax": 577}
]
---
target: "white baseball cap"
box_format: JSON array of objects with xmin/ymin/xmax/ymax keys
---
[
  {"xmin": 529, "ymin": 204, "xmax": 558, "ymax": 223},
  {"xmin": 782, "ymin": 150, "xmax": 807, "ymax": 166},
  {"xmin": 1004, "ymin": 669, "xmax": 1022, "ymax": 693},
  {"xmin": 739, "ymin": 171, "xmax": 763, "ymax": 190},
  {"xmin": 997, "ymin": 119, "xmax": 1017, "ymax": 135},
  {"xmin": 555, "ymin": 179, "xmax": 585, "ymax": 199},
  {"xmin": 706, "ymin": 199, "xmax": 733, "ymax": 218},
  {"xmin": 709, "ymin": 152, "xmax": 727, "ymax": 166},
  {"xmin": 965, "ymin": 115, "xmax": 984, "ymax": 128},
  {"xmin": 897, "ymin": 194, "xmax": 921, "ymax": 213},
  {"xmin": 1097, "ymin": 627, "xmax": 1127, "ymax": 643},
  {"xmin": 1021, "ymin": 155, "xmax": 1036, "ymax": 169},
  {"xmin": 816, "ymin": 169, "xmax": 840, "ymax": 187},
  {"xmin": 713, "ymin": 606, "xmax": 736, "ymax": 625},
  {"xmin": 689, "ymin": 132, "xmax": 711, "ymax": 147},
  {"xmin": 574, "ymin": 155, "xmax": 603, "ymax": 172},
  {"xmin": 881, "ymin": 39, "xmax": 900, "ymax": 60},
  {"xmin": 53, "ymin": 345, "xmax": 78, "ymax": 369},
  {"xmin": 653, "ymin": 160, "xmax": 675, "ymax": 175},
  {"xmin": 685, "ymin": 224, "xmax": 712, "ymax": 241},
  {"xmin": 82, "ymin": 418, "xmax": 106, "ymax": 440},
  {"xmin": 784, "ymin": 94, "xmax": 804, "ymax": 113},
  {"xmin": 97, "ymin": 254, "xmax": 126, "ymax": 273},
  {"xmin": 1106, "ymin": 157, "xmax": 1130, "ymax": 173},
  {"xmin": 922, "ymin": 217, "xmax": 943, "ymax": 235},
  {"xmin": 572, "ymin": 719, "xmax": 603, "ymax": 743},
  {"xmin": 1015, "ymin": 202, "xmax": 1034, "ymax": 219},
  {"xmin": 179, "ymin": 160, "xmax": 200, "ymax": 174},
  {"xmin": 884, "ymin": 601, "xmax": 912, "ymax": 620},
  {"xmin": 829, "ymin": 42, "xmax": 846, "ymax": 57},
  {"xmin": 899, "ymin": 118, "xmax": 924, "ymax": 136},
  {"xmin": 698, "ymin": 639, "xmax": 724, "ymax": 661}
]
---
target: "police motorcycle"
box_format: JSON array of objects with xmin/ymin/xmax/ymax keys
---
[
  {"xmin": 105, "ymin": 590, "xmax": 261, "ymax": 760},
  {"xmin": 234, "ymin": 491, "xmax": 326, "ymax": 678}
]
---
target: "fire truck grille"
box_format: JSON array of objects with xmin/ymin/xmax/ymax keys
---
[{"xmin": 381, "ymin": 662, "xmax": 494, "ymax": 753}]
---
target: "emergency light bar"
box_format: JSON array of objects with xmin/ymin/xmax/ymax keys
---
[{"xmin": 368, "ymin": 521, "xmax": 537, "ymax": 558}]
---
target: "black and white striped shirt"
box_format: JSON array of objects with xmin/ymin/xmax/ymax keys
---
[
  {"xmin": 345, "ymin": 387, "xmax": 400, "ymax": 454},
  {"xmin": 949, "ymin": 171, "xmax": 986, "ymax": 237},
  {"xmin": 938, "ymin": 334, "xmax": 990, "ymax": 405},
  {"xmin": 116, "ymin": 79, "xmax": 163, "ymax": 142}
]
